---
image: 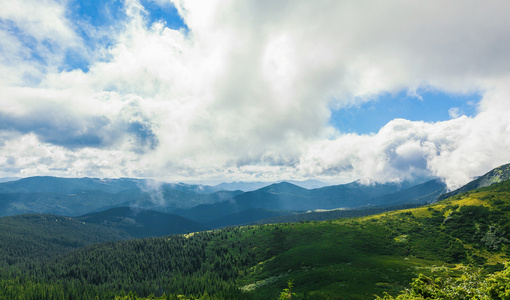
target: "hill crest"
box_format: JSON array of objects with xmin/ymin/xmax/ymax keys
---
[{"xmin": 438, "ymin": 162, "xmax": 510, "ymax": 201}]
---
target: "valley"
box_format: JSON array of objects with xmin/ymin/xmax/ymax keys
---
[{"xmin": 0, "ymin": 163, "xmax": 509, "ymax": 299}]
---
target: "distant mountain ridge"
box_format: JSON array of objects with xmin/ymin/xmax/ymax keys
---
[
  {"xmin": 0, "ymin": 176, "xmax": 221, "ymax": 195},
  {"xmin": 368, "ymin": 179, "xmax": 447, "ymax": 206},
  {"xmin": 176, "ymin": 179, "xmax": 443, "ymax": 226},
  {"xmin": 0, "ymin": 175, "xmax": 454, "ymax": 226},
  {"xmin": 0, "ymin": 177, "xmax": 238, "ymax": 217},
  {"xmin": 213, "ymin": 181, "xmax": 272, "ymax": 192},
  {"xmin": 284, "ymin": 179, "xmax": 331, "ymax": 189},
  {"xmin": 213, "ymin": 179, "xmax": 331, "ymax": 191},
  {"xmin": 224, "ymin": 180, "xmax": 446, "ymax": 226},
  {"xmin": 0, "ymin": 176, "xmax": 143, "ymax": 194}
]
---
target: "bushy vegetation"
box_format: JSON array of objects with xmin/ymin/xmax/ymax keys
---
[{"xmin": 376, "ymin": 264, "xmax": 510, "ymax": 299}]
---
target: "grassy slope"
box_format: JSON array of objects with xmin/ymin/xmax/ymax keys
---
[
  {"xmin": 234, "ymin": 180, "xmax": 510, "ymax": 299},
  {"xmin": 231, "ymin": 222, "xmax": 444, "ymax": 299}
]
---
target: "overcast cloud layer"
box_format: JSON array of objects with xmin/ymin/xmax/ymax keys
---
[{"xmin": 1, "ymin": 0, "xmax": 510, "ymax": 189}]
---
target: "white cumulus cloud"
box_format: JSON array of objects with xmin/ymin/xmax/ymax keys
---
[{"xmin": 1, "ymin": 0, "xmax": 510, "ymax": 189}]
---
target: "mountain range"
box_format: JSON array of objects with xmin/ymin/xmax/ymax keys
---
[
  {"xmin": 1, "ymin": 163, "xmax": 510, "ymax": 231},
  {"xmin": 0, "ymin": 177, "xmax": 240, "ymax": 217},
  {"xmin": 173, "ymin": 179, "xmax": 445, "ymax": 226},
  {"xmin": 2, "ymin": 163, "xmax": 510, "ymax": 298}
]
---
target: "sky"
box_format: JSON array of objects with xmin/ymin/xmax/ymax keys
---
[{"xmin": 1, "ymin": 0, "xmax": 510, "ymax": 189}]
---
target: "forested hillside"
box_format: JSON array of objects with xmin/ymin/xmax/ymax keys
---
[
  {"xmin": 77, "ymin": 207, "xmax": 206, "ymax": 238},
  {"xmin": 0, "ymin": 208, "xmax": 206, "ymax": 268},
  {"xmin": 0, "ymin": 214, "xmax": 128, "ymax": 267},
  {"xmin": 1, "ymin": 176, "xmax": 510, "ymax": 299}
]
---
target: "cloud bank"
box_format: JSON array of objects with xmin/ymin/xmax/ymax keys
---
[{"xmin": 1, "ymin": 0, "xmax": 510, "ymax": 189}]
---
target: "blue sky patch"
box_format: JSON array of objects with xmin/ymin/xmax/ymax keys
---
[
  {"xmin": 70, "ymin": 0, "xmax": 125, "ymax": 27},
  {"xmin": 140, "ymin": 0, "xmax": 187, "ymax": 31},
  {"xmin": 329, "ymin": 90, "xmax": 481, "ymax": 134}
]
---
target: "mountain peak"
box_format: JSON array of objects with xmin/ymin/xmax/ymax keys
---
[
  {"xmin": 213, "ymin": 181, "xmax": 273, "ymax": 192},
  {"xmin": 260, "ymin": 181, "xmax": 309, "ymax": 193},
  {"xmin": 438, "ymin": 162, "xmax": 510, "ymax": 201}
]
